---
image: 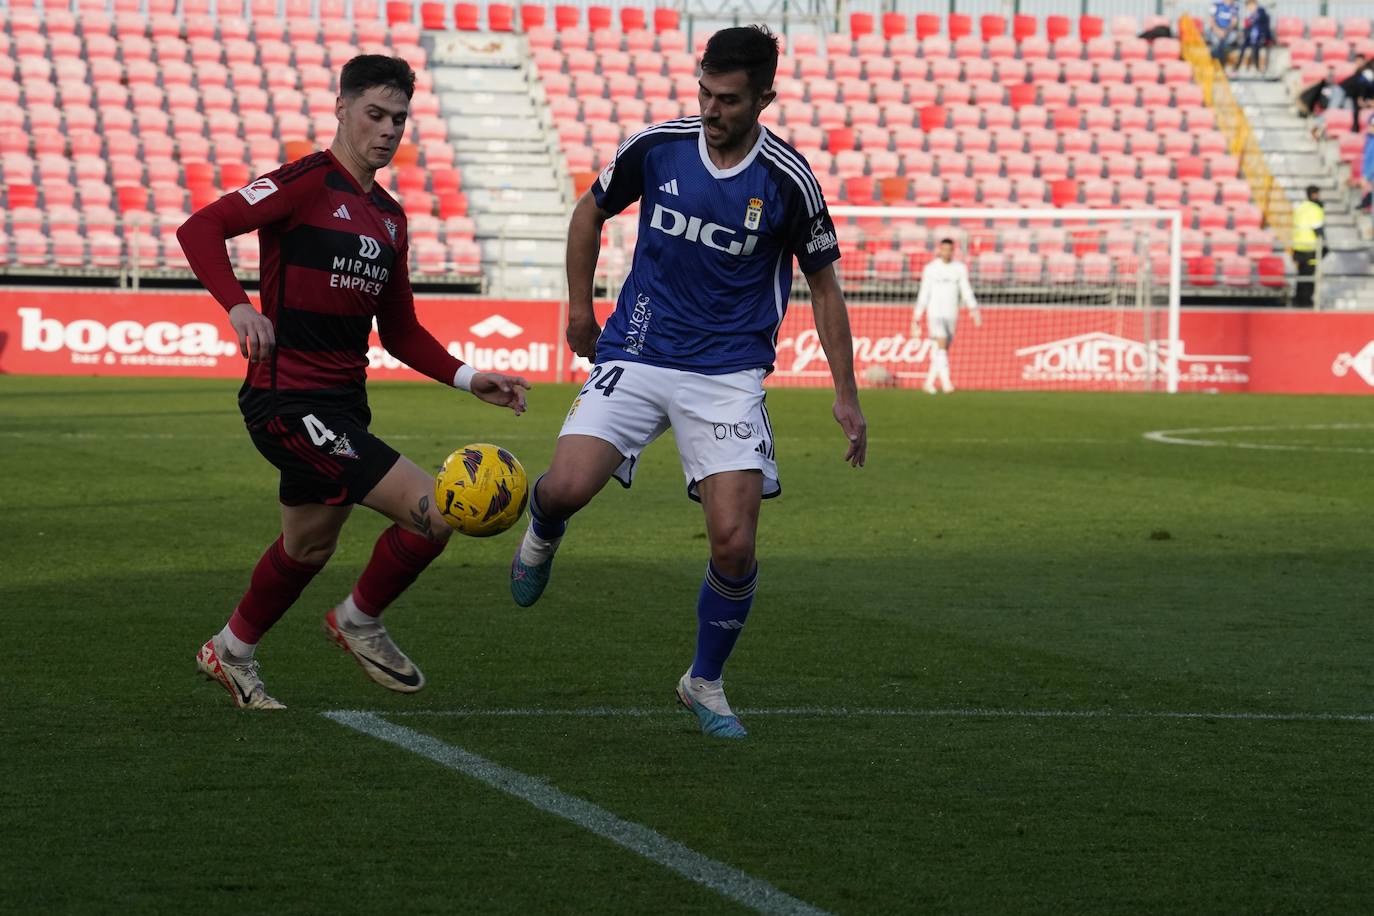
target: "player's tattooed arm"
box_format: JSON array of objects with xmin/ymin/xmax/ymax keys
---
[{"xmin": 410, "ymin": 495, "xmax": 438, "ymax": 542}]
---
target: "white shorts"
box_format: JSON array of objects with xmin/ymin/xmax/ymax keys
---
[
  {"xmin": 927, "ymin": 312, "xmax": 957, "ymax": 342},
  {"xmin": 559, "ymin": 360, "xmax": 780, "ymax": 501}
]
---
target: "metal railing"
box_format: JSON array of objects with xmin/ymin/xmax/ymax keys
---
[{"xmin": 1179, "ymin": 13, "xmax": 1294, "ymax": 250}]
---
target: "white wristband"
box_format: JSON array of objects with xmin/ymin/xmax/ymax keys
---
[{"xmin": 453, "ymin": 364, "xmax": 477, "ymax": 391}]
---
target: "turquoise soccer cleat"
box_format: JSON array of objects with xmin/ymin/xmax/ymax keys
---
[
  {"xmin": 510, "ymin": 552, "xmax": 554, "ymax": 607},
  {"xmin": 675, "ymin": 670, "xmax": 748, "ymax": 739}
]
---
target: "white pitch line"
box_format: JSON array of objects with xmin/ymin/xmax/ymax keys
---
[
  {"xmin": 322, "ymin": 711, "xmax": 831, "ymax": 916},
  {"xmin": 375, "ymin": 706, "xmax": 1374, "ymax": 723},
  {"xmin": 1143, "ymin": 423, "xmax": 1374, "ymax": 454}
]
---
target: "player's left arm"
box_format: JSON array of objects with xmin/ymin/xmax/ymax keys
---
[
  {"xmin": 805, "ymin": 264, "xmax": 867, "ymax": 468},
  {"xmin": 959, "ymin": 263, "xmax": 982, "ymax": 326},
  {"xmin": 375, "ymin": 244, "xmax": 530, "ymax": 414}
]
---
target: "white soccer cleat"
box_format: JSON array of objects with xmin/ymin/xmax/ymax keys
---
[
  {"xmin": 675, "ymin": 669, "xmax": 748, "ymax": 739},
  {"xmin": 942, "ymin": 382, "xmax": 956, "ymax": 394},
  {"xmin": 195, "ymin": 637, "xmax": 286, "ymax": 710},
  {"xmin": 323, "ymin": 609, "xmax": 426, "ymax": 693},
  {"xmin": 922, "ymin": 377, "xmax": 938, "ymax": 395}
]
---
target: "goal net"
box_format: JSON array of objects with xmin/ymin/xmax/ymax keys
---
[{"xmin": 597, "ymin": 205, "xmax": 1183, "ymax": 393}]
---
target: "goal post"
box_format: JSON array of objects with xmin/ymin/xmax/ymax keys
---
[
  {"xmin": 594, "ymin": 204, "xmax": 1184, "ymax": 393},
  {"xmin": 825, "ymin": 206, "xmax": 1185, "ymax": 393}
]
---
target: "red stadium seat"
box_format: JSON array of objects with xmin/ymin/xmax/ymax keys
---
[
  {"xmin": 554, "ymin": 4, "xmax": 579, "ymax": 28},
  {"xmin": 915, "ymin": 13, "xmax": 941, "ymax": 39},
  {"xmin": 651, "ymin": 8, "xmax": 678, "ymax": 32},
  {"xmin": 1257, "ymin": 255, "xmax": 1287, "ymax": 288},
  {"xmin": 1186, "ymin": 255, "xmax": 1216, "ymax": 285},
  {"xmin": 980, "ymin": 14, "xmax": 1006, "ymax": 40},
  {"xmin": 1013, "ymin": 14, "xmax": 1037, "ymax": 41},
  {"xmin": 850, "ymin": 12, "xmax": 874, "ymax": 39},
  {"xmin": 881, "ymin": 12, "xmax": 907, "ymax": 40},
  {"xmin": 1046, "ymin": 15, "xmax": 1071, "ymax": 42},
  {"xmin": 520, "ymin": 4, "xmax": 546, "ymax": 28},
  {"xmin": 618, "ymin": 6, "xmax": 645, "ymax": 30},
  {"xmin": 948, "ymin": 14, "xmax": 972, "ymax": 40},
  {"xmin": 1049, "ymin": 178, "xmax": 1078, "ymax": 207},
  {"xmin": 1079, "ymin": 15, "xmax": 1104, "ymax": 40},
  {"xmin": 452, "ymin": 2, "xmax": 478, "ymax": 29},
  {"xmin": 586, "ymin": 5, "xmax": 611, "ymax": 30}
]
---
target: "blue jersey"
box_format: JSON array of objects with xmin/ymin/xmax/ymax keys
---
[
  {"xmin": 590, "ymin": 116, "xmax": 840, "ymax": 374},
  {"xmin": 1212, "ymin": 0, "xmax": 1237, "ymax": 30}
]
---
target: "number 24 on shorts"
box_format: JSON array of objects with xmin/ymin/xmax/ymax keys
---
[{"xmin": 580, "ymin": 365, "xmax": 624, "ymax": 398}]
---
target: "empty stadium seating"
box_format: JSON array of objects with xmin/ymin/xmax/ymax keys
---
[
  {"xmin": 0, "ymin": 7, "xmax": 478, "ymax": 276},
  {"xmin": 533, "ymin": 11, "xmax": 1288, "ymax": 287}
]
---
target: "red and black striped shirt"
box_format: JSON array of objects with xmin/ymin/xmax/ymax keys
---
[{"xmin": 178, "ymin": 150, "xmax": 463, "ymax": 426}]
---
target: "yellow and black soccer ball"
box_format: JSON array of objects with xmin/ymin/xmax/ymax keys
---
[{"xmin": 434, "ymin": 443, "xmax": 529, "ymax": 537}]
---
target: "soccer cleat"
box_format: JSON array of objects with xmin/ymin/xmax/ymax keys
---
[
  {"xmin": 510, "ymin": 543, "xmax": 555, "ymax": 608},
  {"xmin": 922, "ymin": 377, "xmax": 938, "ymax": 395},
  {"xmin": 195, "ymin": 637, "xmax": 286, "ymax": 710},
  {"xmin": 323, "ymin": 609, "xmax": 425, "ymax": 693},
  {"xmin": 675, "ymin": 669, "xmax": 748, "ymax": 739}
]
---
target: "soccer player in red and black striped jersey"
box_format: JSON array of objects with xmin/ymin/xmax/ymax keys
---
[{"xmin": 178, "ymin": 56, "xmax": 530, "ymax": 709}]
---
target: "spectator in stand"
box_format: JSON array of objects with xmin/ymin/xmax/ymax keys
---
[
  {"xmin": 1337, "ymin": 58, "xmax": 1374, "ymax": 134},
  {"xmin": 1233, "ymin": 0, "xmax": 1272, "ymax": 74},
  {"xmin": 1296, "ymin": 57, "xmax": 1374, "ymax": 131},
  {"xmin": 1359, "ymin": 113, "xmax": 1374, "ymax": 212},
  {"xmin": 1208, "ymin": 0, "xmax": 1239, "ymax": 65}
]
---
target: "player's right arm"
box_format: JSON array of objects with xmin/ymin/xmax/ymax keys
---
[
  {"xmin": 566, "ymin": 132, "xmax": 654, "ymax": 358},
  {"xmin": 565, "ymin": 189, "xmax": 610, "ymax": 359},
  {"xmin": 958, "ymin": 262, "xmax": 982, "ymax": 326},
  {"xmin": 177, "ymin": 167, "xmax": 311, "ymax": 362}
]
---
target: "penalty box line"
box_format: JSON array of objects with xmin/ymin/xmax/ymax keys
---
[
  {"xmin": 321, "ymin": 711, "xmax": 831, "ymax": 916},
  {"xmin": 371, "ymin": 706, "xmax": 1374, "ymax": 723}
]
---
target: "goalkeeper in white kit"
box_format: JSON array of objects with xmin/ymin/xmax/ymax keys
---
[{"xmin": 915, "ymin": 238, "xmax": 981, "ymax": 393}]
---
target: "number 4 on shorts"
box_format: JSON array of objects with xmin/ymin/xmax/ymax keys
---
[{"xmin": 302, "ymin": 414, "xmax": 337, "ymax": 446}]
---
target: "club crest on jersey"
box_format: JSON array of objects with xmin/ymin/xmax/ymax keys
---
[
  {"xmin": 745, "ymin": 197, "xmax": 763, "ymax": 231},
  {"xmin": 806, "ymin": 217, "xmax": 838, "ymax": 254},
  {"xmin": 383, "ymin": 217, "xmax": 398, "ymax": 242},
  {"xmin": 330, "ymin": 434, "xmax": 359, "ymax": 459}
]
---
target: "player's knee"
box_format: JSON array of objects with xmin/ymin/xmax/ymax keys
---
[
  {"xmin": 709, "ymin": 530, "xmax": 756, "ymax": 578},
  {"xmin": 283, "ymin": 535, "xmax": 338, "ymax": 566},
  {"xmin": 535, "ymin": 467, "xmax": 596, "ymax": 517}
]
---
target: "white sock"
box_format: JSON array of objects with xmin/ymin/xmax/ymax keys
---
[
  {"xmin": 218, "ymin": 623, "xmax": 255, "ymax": 660},
  {"xmin": 937, "ymin": 349, "xmax": 953, "ymax": 389},
  {"xmin": 337, "ymin": 592, "xmax": 380, "ymax": 629},
  {"xmin": 519, "ymin": 525, "xmax": 562, "ymax": 567}
]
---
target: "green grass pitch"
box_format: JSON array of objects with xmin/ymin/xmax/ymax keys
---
[{"xmin": 1, "ymin": 376, "xmax": 1370, "ymax": 913}]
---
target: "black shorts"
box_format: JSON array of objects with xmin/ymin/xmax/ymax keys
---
[{"xmin": 249, "ymin": 412, "xmax": 400, "ymax": 507}]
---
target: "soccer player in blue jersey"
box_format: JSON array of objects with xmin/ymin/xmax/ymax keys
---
[{"xmin": 509, "ymin": 25, "xmax": 867, "ymax": 738}]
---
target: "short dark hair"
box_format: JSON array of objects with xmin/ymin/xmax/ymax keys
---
[
  {"xmin": 340, "ymin": 55, "xmax": 416, "ymax": 100},
  {"xmin": 700, "ymin": 25, "xmax": 779, "ymax": 96},
  {"xmin": 1306, "ymin": 184, "xmax": 1320, "ymax": 197},
  {"xmin": 939, "ymin": 237, "xmax": 954, "ymax": 246}
]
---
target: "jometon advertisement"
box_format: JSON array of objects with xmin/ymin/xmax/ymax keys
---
[{"xmin": 2, "ymin": 289, "xmax": 1373, "ymax": 395}]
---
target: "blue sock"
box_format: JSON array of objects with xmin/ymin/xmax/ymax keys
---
[
  {"xmin": 528, "ymin": 475, "xmax": 568, "ymax": 541},
  {"xmin": 691, "ymin": 561, "xmax": 757, "ymax": 681}
]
